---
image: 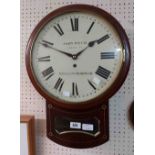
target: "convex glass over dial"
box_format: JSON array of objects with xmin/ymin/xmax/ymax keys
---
[{"xmin": 29, "ymin": 11, "xmax": 126, "ymax": 103}]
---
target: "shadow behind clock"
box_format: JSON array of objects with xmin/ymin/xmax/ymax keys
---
[{"xmin": 129, "ymin": 102, "xmax": 134, "ymax": 127}]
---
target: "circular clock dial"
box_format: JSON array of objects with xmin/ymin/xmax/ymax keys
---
[{"xmin": 30, "ymin": 11, "xmax": 124, "ymax": 103}]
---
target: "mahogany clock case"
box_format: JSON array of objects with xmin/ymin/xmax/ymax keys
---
[
  {"xmin": 46, "ymin": 102, "xmax": 109, "ymax": 148},
  {"xmin": 26, "ymin": 4, "xmax": 131, "ymax": 110}
]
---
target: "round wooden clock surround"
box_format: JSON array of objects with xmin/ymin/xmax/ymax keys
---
[{"xmin": 26, "ymin": 4, "xmax": 131, "ymax": 148}]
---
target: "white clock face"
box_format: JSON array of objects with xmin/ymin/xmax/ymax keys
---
[{"xmin": 31, "ymin": 11, "xmax": 124, "ymax": 103}]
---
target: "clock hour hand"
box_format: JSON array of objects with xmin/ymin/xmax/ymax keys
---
[
  {"xmin": 73, "ymin": 41, "xmax": 96, "ymax": 59},
  {"xmin": 96, "ymin": 34, "xmax": 110, "ymax": 44},
  {"xmin": 40, "ymin": 40, "xmax": 74, "ymax": 59},
  {"xmin": 74, "ymin": 40, "xmax": 97, "ymax": 58},
  {"xmin": 75, "ymin": 34, "xmax": 110, "ymax": 59},
  {"xmin": 74, "ymin": 46, "xmax": 89, "ymax": 58},
  {"xmin": 88, "ymin": 34, "xmax": 110, "ymax": 47}
]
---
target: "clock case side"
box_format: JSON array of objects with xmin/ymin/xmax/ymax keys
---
[{"xmin": 25, "ymin": 4, "xmax": 131, "ymax": 111}]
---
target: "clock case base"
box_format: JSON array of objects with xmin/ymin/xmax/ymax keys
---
[{"xmin": 46, "ymin": 101, "xmax": 109, "ymax": 148}]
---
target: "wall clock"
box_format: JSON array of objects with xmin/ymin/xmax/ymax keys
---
[{"xmin": 26, "ymin": 4, "xmax": 130, "ymax": 148}]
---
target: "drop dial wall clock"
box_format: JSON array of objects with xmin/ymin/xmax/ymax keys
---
[{"xmin": 26, "ymin": 4, "xmax": 130, "ymax": 148}]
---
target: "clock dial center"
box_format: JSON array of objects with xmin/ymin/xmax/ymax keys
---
[{"xmin": 73, "ymin": 64, "xmax": 77, "ymax": 68}]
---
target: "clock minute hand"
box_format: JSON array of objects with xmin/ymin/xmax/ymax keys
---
[
  {"xmin": 40, "ymin": 40, "xmax": 74, "ymax": 59},
  {"xmin": 49, "ymin": 46, "xmax": 74, "ymax": 58}
]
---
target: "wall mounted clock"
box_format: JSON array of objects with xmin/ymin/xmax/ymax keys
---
[{"xmin": 26, "ymin": 4, "xmax": 130, "ymax": 148}]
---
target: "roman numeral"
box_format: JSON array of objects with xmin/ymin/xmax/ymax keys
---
[
  {"xmin": 42, "ymin": 40, "xmax": 53, "ymax": 46},
  {"xmin": 88, "ymin": 80, "xmax": 96, "ymax": 90},
  {"xmin": 54, "ymin": 78, "xmax": 64, "ymax": 91},
  {"xmin": 97, "ymin": 34, "xmax": 110, "ymax": 44},
  {"xmin": 38, "ymin": 56, "xmax": 50, "ymax": 62},
  {"xmin": 72, "ymin": 82, "xmax": 79, "ymax": 96},
  {"xmin": 87, "ymin": 21, "xmax": 95, "ymax": 34},
  {"xmin": 101, "ymin": 52, "xmax": 115, "ymax": 59},
  {"xmin": 42, "ymin": 66, "xmax": 54, "ymax": 80},
  {"xmin": 70, "ymin": 18, "xmax": 78, "ymax": 31},
  {"xmin": 96, "ymin": 66, "xmax": 111, "ymax": 79},
  {"xmin": 53, "ymin": 24, "xmax": 64, "ymax": 36},
  {"xmin": 40, "ymin": 40, "xmax": 54, "ymax": 48}
]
